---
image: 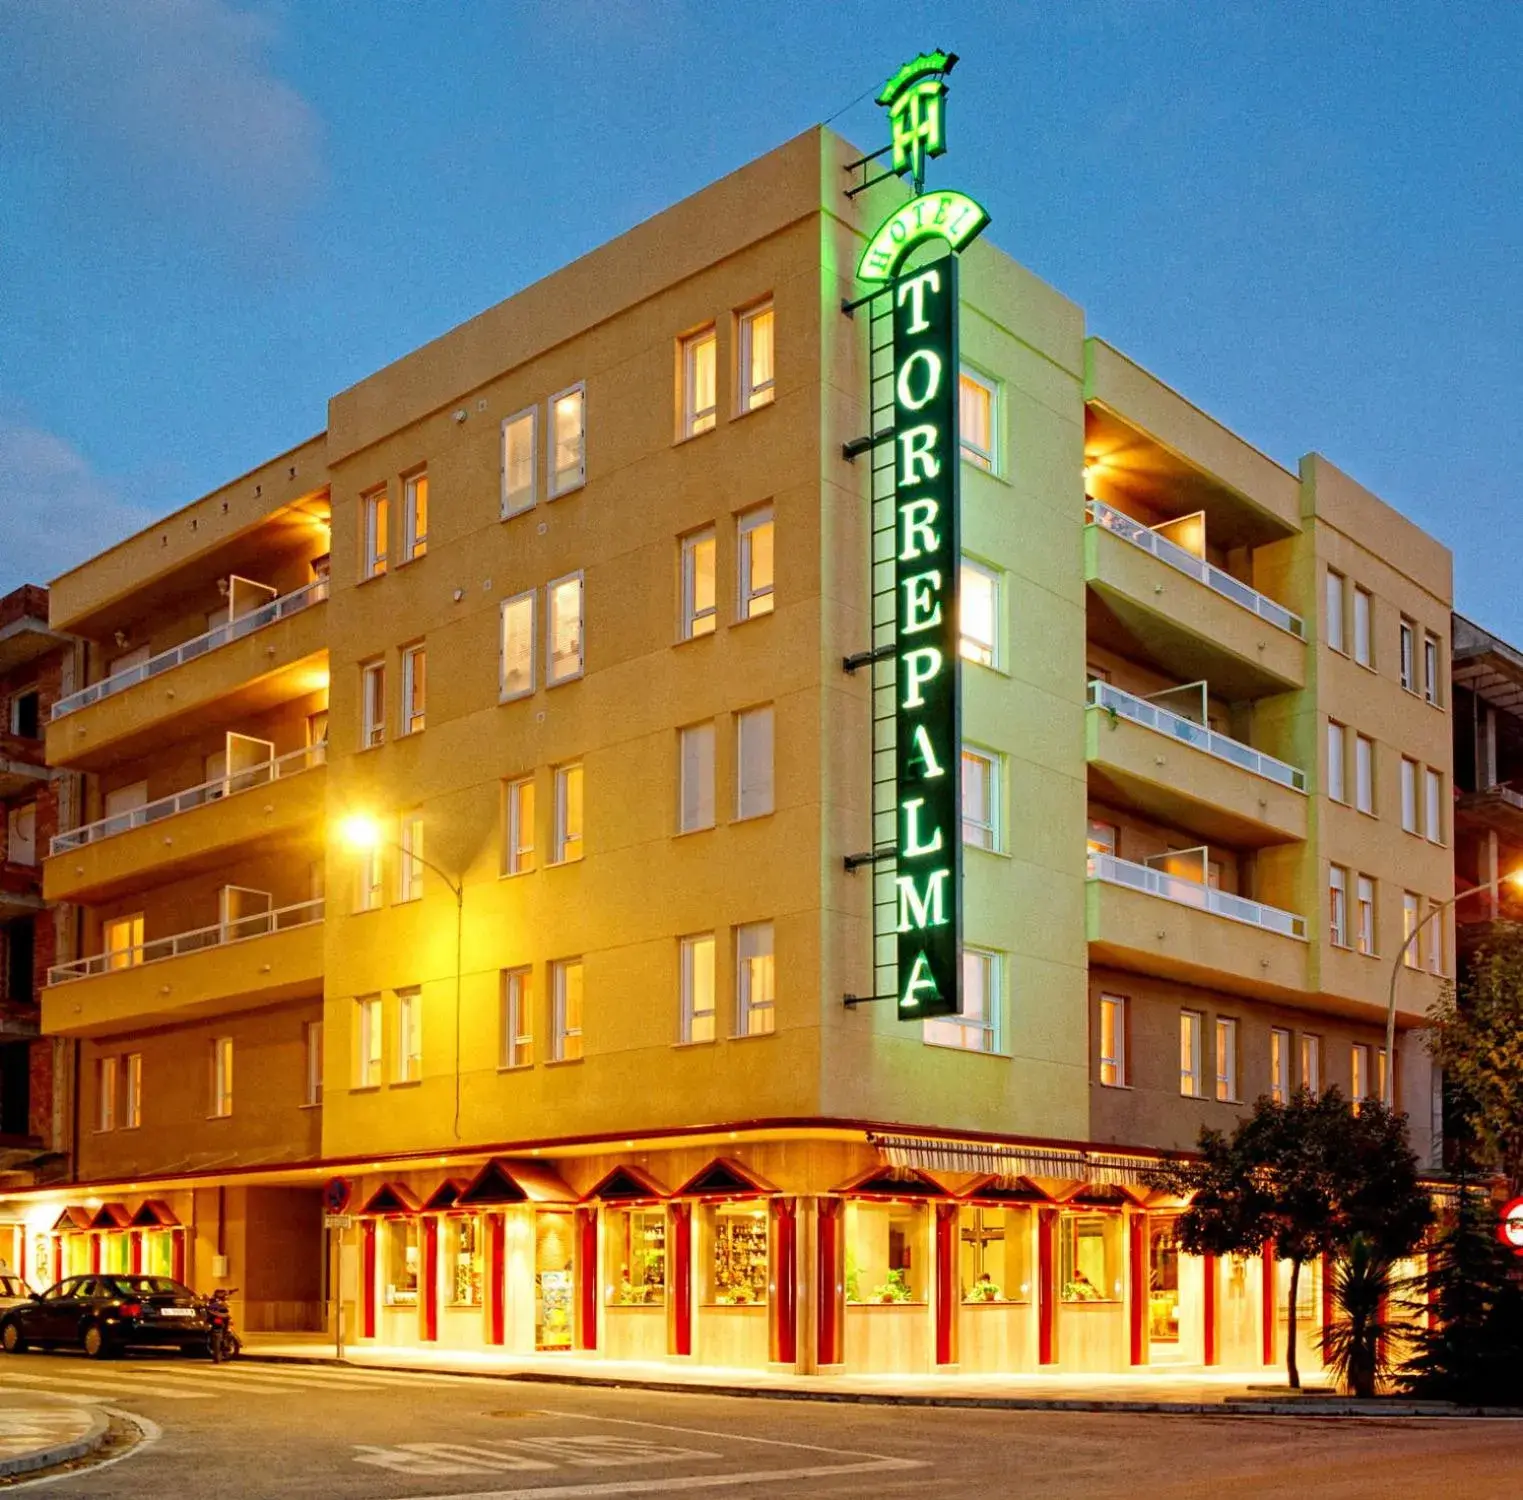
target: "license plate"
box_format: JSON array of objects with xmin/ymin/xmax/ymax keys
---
[{"xmin": 158, "ymin": 1307, "xmax": 195, "ymax": 1318}]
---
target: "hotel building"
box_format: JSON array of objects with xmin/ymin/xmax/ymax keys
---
[{"xmin": 1, "ymin": 125, "xmax": 1456, "ymax": 1375}]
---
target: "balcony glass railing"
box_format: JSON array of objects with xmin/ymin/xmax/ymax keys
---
[
  {"xmin": 1088, "ymin": 681, "xmax": 1306, "ymax": 792},
  {"xmin": 1087, "ymin": 851, "xmax": 1307, "ymax": 940},
  {"xmin": 51, "ymin": 577, "xmax": 330, "ymax": 721},
  {"xmin": 47, "ymin": 896, "xmax": 324, "ymax": 985},
  {"xmin": 1086, "ymin": 498, "xmax": 1304, "ymax": 639},
  {"xmin": 50, "ymin": 743, "xmax": 326, "ymax": 856}
]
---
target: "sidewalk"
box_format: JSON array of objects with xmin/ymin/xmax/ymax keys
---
[
  {"xmin": 0, "ymin": 1393, "xmax": 108, "ymax": 1479},
  {"xmin": 243, "ymin": 1334, "xmax": 1518, "ymax": 1417}
]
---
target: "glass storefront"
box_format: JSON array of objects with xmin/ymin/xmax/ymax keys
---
[
  {"xmin": 143, "ymin": 1230, "xmax": 175, "ymax": 1279},
  {"xmin": 448, "ymin": 1216, "xmax": 482, "ymax": 1307},
  {"xmin": 606, "ymin": 1207, "xmax": 666, "ymax": 1305},
  {"xmin": 384, "ymin": 1220, "xmax": 419, "ymax": 1307},
  {"xmin": 1059, "ymin": 1213, "xmax": 1122, "ymax": 1301},
  {"xmin": 535, "ymin": 1209, "xmax": 574, "ymax": 1349},
  {"xmin": 1148, "ymin": 1219, "xmax": 1181, "ymax": 1342},
  {"xmin": 959, "ymin": 1205, "xmax": 1032, "ymax": 1303},
  {"xmin": 706, "ymin": 1204, "xmax": 768, "ymax": 1304},
  {"xmin": 844, "ymin": 1200, "xmax": 925, "ymax": 1304}
]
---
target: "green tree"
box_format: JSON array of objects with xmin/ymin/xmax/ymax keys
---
[
  {"xmin": 1428, "ymin": 922, "xmax": 1523, "ymax": 1196},
  {"xmin": 1317, "ymin": 1234, "xmax": 1402, "ymax": 1398},
  {"xmin": 1145, "ymin": 1089, "xmax": 1431, "ymax": 1389}
]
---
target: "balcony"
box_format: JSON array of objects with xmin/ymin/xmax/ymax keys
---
[
  {"xmin": 0, "ymin": 731, "xmax": 47, "ymax": 799},
  {"xmin": 43, "ymin": 897, "xmax": 324, "ymax": 1037},
  {"xmin": 45, "ymin": 744, "xmax": 326, "ymax": 905},
  {"xmin": 47, "ymin": 579, "xmax": 329, "ymax": 771},
  {"xmin": 1086, "ymin": 681, "xmax": 1307, "ymax": 848},
  {"xmin": 1455, "ymin": 782, "xmax": 1523, "ymax": 843},
  {"xmin": 1085, "ymin": 499, "xmax": 1305, "ymax": 698},
  {"xmin": 1087, "ymin": 852, "xmax": 1308, "ymax": 1001}
]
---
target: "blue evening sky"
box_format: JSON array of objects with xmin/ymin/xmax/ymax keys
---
[{"xmin": 1, "ymin": 2, "xmax": 1518, "ymax": 635}]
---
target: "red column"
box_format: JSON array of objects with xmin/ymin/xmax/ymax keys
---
[
  {"xmin": 361, "ymin": 1221, "xmax": 377, "ymax": 1339},
  {"xmin": 1261, "ymin": 1241, "xmax": 1276, "ymax": 1366},
  {"xmin": 670, "ymin": 1201, "xmax": 693, "ymax": 1357},
  {"xmin": 90, "ymin": 1235, "xmax": 101, "ymax": 1274},
  {"xmin": 934, "ymin": 1202, "xmax": 957, "ymax": 1366},
  {"xmin": 129, "ymin": 1231, "xmax": 143, "ymax": 1275},
  {"xmin": 487, "ymin": 1215, "xmax": 506, "ymax": 1346},
  {"xmin": 1321, "ymin": 1253, "xmax": 1335, "ymax": 1347},
  {"xmin": 1202, "ymin": 1253, "xmax": 1218, "ymax": 1366},
  {"xmin": 17, "ymin": 1229, "xmax": 25, "ymax": 1285},
  {"xmin": 421, "ymin": 1217, "xmax": 438, "ymax": 1343},
  {"xmin": 575, "ymin": 1207, "xmax": 598, "ymax": 1352},
  {"xmin": 816, "ymin": 1199, "xmax": 843, "ymax": 1366},
  {"xmin": 1038, "ymin": 1209, "xmax": 1057, "ymax": 1366},
  {"xmin": 771, "ymin": 1198, "xmax": 797, "ymax": 1366},
  {"xmin": 172, "ymin": 1228, "xmax": 186, "ymax": 1285},
  {"xmin": 51, "ymin": 1235, "xmax": 61, "ymax": 1284},
  {"xmin": 1129, "ymin": 1215, "xmax": 1147, "ymax": 1366}
]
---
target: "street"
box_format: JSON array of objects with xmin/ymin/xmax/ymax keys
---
[{"xmin": 0, "ymin": 1353, "xmax": 1518, "ymax": 1498}]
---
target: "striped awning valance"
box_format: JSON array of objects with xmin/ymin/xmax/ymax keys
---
[{"xmin": 871, "ymin": 1134, "xmax": 1161, "ymax": 1186}]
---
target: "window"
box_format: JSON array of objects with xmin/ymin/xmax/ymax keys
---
[
  {"xmin": 304, "ymin": 1022, "xmax": 323, "ymax": 1106},
  {"xmin": 679, "ymin": 723, "xmax": 716, "ymax": 833},
  {"xmin": 959, "ymin": 368, "xmax": 996, "ymax": 471},
  {"xmin": 499, "ymin": 591, "xmax": 536, "ymax": 701},
  {"xmin": 1378, "ymin": 1047, "xmax": 1390, "ymax": 1104},
  {"xmin": 1301, "ymin": 1033, "xmax": 1322, "ymax": 1093},
  {"xmin": 355, "ymin": 840, "xmax": 383, "ymax": 913},
  {"xmin": 1424, "ymin": 632, "xmax": 1442, "ymax": 706},
  {"xmin": 503, "ymin": 777, "xmax": 536, "ymax": 875},
  {"xmin": 960, "ymin": 558, "xmax": 999, "ymax": 667},
  {"xmin": 6, "ymin": 805, "xmax": 35, "ymax": 866},
  {"xmin": 735, "ymin": 921, "xmax": 775, "ymax": 1036},
  {"xmin": 1402, "ymin": 891, "xmax": 1421, "ymax": 969},
  {"xmin": 400, "ymin": 644, "xmax": 425, "ymax": 735},
  {"xmin": 361, "ymin": 660, "xmax": 386, "ymax": 749},
  {"xmin": 395, "ymin": 988, "xmax": 422, "ymax": 1083},
  {"xmin": 96, "ymin": 1056, "xmax": 117, "ymax": 1132},
  {"xmin": 1325, "ymin": 569, "xmax": 1345, "ymax": 652},
  {"xmin": 607, "ymin": 1207, "xmax": 667, "ymax": 1305},
  {"xmin": 385, "ymin": 1221, "xmax": 419, "ymax": 1307},
  {"xmin": 845, "ymin": 1199, "xmax": 927, "ymax": 1303},
  {"xmin": 1401, "ymin": 757, "xmax": 1419, "ymax": 832},
  {"xmin": 551, "ymin": 959, "xmax": 583, "ymax": 1061},
  {"xmin": 402, "ymin": 469, "xmax": 428, "ymax": 560},
  {"xmin": 1400, "ymin": 619, "xmax": 1416, "ymax": 691},
  {"xmin": 1179, "ymin": 1010, "xmax": 1203, "ymax": 1097},
  {"xmin": 105, "ymin": 913, "xmax": 144, "ymax": 971},
  {"xmin": 681, "ymin": 327, "xmax": 717, "ymax": 436},
  {"xmin": 1355, "ymin": 734, "xmax": 1374, "ymax": 814},
  {"xmin": 448, "ymin": 1215, "xmax": 482, "ymax": 1307},
  {"xmin": 355, "ymin": 996, "xmax": 382, "ymax": 1087},
  {"xmin": 552, "ymin": 763, "xmax": 583, "ymax": 863},
  {"xmin": 10, "ymin": 689, "xmax": 39, "ymax": 739},
  {"xmin": 1328, "ymin": 865, "xmax": 1349, "ymax": 947},
  {"xmin": 680, "ymin": 529, "xmax": 717, "ymax": 639},
  {"xmin": 924, "ymin": 948, "xmax": 1000, "ymax": 1053},
  {"xmin": 549, "ymin": 383, "xmax": 585, "ymax": 496},
  {"xmin": 307, "ymin": 710, "xmax": 329, "ymax": 749},
  {"xmin": 1270, "ymin": 1028, "xmax": 1291, "ymax": 1104},
  {"xmin": 1353, "ymin": 586, "xmax": 1372, "ymax": 666},
  {"xmin": 1351, "ymin": 1043, "xmax": 1371, "ymax": 1108},
  {"xmin": 1086, "ymin": 820, "xmax": 1117, "ymax": 856},
  {"xmin": 210, "ymin": 1037, "xmax": 233, "ymax": 1118},
  {"xmin": 1098, "ymin": 995, "xmax": 1127, "ymax": 1087},
  {"xmin": 1326, "ymin": 721, "xmax": 1346, "ymax": 802},
  {"xmin": 398, "ymin": 813, "xmax": 424, "ymax": 902},
  {"xmin": 123, "ymin": 1052, "xmax": 142, "ymax": 1129},
  {"xmin": 500, "ymin": 969, "xmax": 532, "ymax": 1069},
  {"xmin": 706, "ymin": 1203, "xmax": 769, "ymax": 1304},
  {"xmin": 1214, "ymin": 1018, "xmax": 1238, "ymax": 1102},
  {"xmin": 738, "ymin": 302, "xmax": 774, "ymax": 413},
  {"xmin": 1424, "ymin": 768, "xmax": 1444, "ymax": 844},
  {"xmin": 1356, "ymin": 875, "xmax": 1376, "ymax": 956},
  {"xmin": 680, "ymin": 933, "xmax": 716, "ymax": 1043},
  {"xmin": 501, "ymin": 408, "xmax": 537, "ymax": 517},
  {"xmin": 737, "ymin": 506, "xmax": 774, "ymax": 620},
  {"xmin": 961, "ymin": 747, "xmax": 999, "ymax": 851},
  {"xmin": 1427, "ymin": 900, "xmax": 1444, "ymax": 977},
  {"xmin": 547, "ymin": 572, "xmax": 584, "ymax": 684},
  {"xmin": 1060, "ymin": 1213, "xmax": 1121, "ymax": 1301},
  {"xmin": 736, "ymin": 706, "xmax": 774, "ymax": 820},
  {"xmin": 362, "ymin": 488, "xmax": 388, "ymax": 579}
]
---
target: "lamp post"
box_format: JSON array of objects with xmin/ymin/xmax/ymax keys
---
[
  {"xmin": 1384, "ymin": 872, "xmax": 1521, "ymax": 1107},
  {"xmin": 339, "ymin": 814, "xmax": 465, "ymax": 1140}
]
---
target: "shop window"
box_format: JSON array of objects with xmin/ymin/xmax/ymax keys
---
[
  {"xmin": 959, "ymin": 558, "xmax": 999, "ymax": 667},
  {"xmin": 547, "ymin": 572, "xmax": 584, "ymax": 685},
  {"xmin": 1148, "ymin": 1220, "xmax": 1181, "ymax": 1342},
  {"xmin": 361, "ymin": 659, "xmax": 386, "ymax": 749},
  {"xmin": 845, "ymin": 1200, "xmax": 925, "ymax": 1304},
  {"xmin": 402, "ymin": 469, "xmax": 428, "ymax": 561},
  {"xmin": 680, "ymin": 933, "xmax": 716, "ymax": 1043},
  {"xmin": 959, "ymin": 367, "xmax": 997, "ymax": 472},
  {"xmin": 500, "ymin": 591, "xmax": 536, "ymax": 701},
  {"xmin": 401, "ymin": 644, "xmax": 426, "ymax": 735},
  {"xmin": 397, "ymin": 812, "xmax": 424, "ymax": 902},
  {"xmin": 738, "ymin": 302, "xmax": 774, "ymax": 413},
  {"xmin": 1059, "ymin": 1213, "xmax": 1121, "ymax": 1301},
  {"xmin": 680, "ymin": 528, "xmax": 717, "ymax": 639},
  {"xmin": 385, "ymin": 1220, "xmax": 419, "ymax": 1306},
  {"xmin": 535, "ymin": 1209, "xmax": 574, "ymax": 1348},
  {"xmin": 503, "ymin": 776, "xmax": 536, "ymax": 874},
  {"xmin": 362, "ymin": 487, "xmax": 388, "ymax": 579},
  {"xmin": 961, "ymin": 746, "xmax": 1000, "ymax": 851},
  {"xmin": 549, "ymin": 384, "xmax": 585, "ymax": 496},
  {"xmin": 607, "ymin": 1207, "xmax": 667, "ymax": 1305},
  {"xmin": 736, "ymin": 706, "xmax": 774, "ymax": 820},
  {"xmin": 706, "ymin": 1203, "xmax": 769, "ymax": 1304},
  {"xmin": 681, "ymin": 327, "xmax": 718, "ymax": 437},
  {"xmin": 959, "ymin": 1204, "xmax": 1031, "ymax": 1302},
  {"xmin": 737, "ymin": 505, "xmax": 774, "ymax": 619},
  {"xmin": 552, "ymin": 763, "xmax": 583, "ymax": 864},
  {"xmin": 500, "ymin": 968, "xmax": 533, "ymax": 1069},
  {"xmin": 448, "ymin": 1216, "xmax": 482, "ymax": 1307},
  {"xmin": 551, "ymin": 958, "xmax": 583, "ymax": 1061},
  {"xmin": 735, "ymin": 921, "xmax": 774, "ymax": 1036},
  {"xmin": 501, "ymin": 407, "xmax": 537, "ymax": 518},
  {"xmin": 679, "ymin": 723, "xmax": 716, "ymax": 832}
]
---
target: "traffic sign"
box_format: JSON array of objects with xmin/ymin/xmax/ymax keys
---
[{"xmin": 324, "ymin": 1213, "xmax": 353, "ymax": 1231}]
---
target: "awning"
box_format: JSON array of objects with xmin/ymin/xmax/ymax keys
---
[
  {"xmin": 833, "ymin": 1166, "xmax": 949, "ymax": 1199},
  {"xmin": 52, "ymin": 1207, "xmax": 92, "ymax": 1232},
  {"xmin": 456, "ymin": 1158, "xmax": 575, "ymax": 1207},
  {"xmin": 360, "ymin": 1182, "xmax": 422, "ymax": 1216},
  {"xmin": 89, "ymin": 1203, "xmax": 132, "ymax": 1230},
  {"xmin": 582, "ymin": 1165, "xmax": 669, "ymax": 1204},
  {"xmin": 421, "ymin": 1179, "xmax": 471, "ymax": 1213},
  {"xmin": 872, "ymin": 1134, "xmax": 1163, "ymax": 1187},
  {"xmin": 129, "ymin": 1200, "xmax": 180, "ymax": 1228},
  {"xmin": 675, "ymin": 1157, "xmax": 776, "ymax": 1198}
]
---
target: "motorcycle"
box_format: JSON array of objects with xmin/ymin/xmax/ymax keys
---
[{"xmin": 204, "ymin": 1288, "xmax": 242, "ymax": 1363}]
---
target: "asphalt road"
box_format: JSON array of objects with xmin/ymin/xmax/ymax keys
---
[{"xmin": 1, "ymin": 1351, "xmax": 1519, "ymax": 1499}]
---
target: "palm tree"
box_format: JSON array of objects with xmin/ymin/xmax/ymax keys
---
[{"xmin": 1318, "ymin": 1235, "xmax": 1402, "ymax": 1397}]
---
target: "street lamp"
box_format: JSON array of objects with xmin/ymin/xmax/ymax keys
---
[
  {"xmin": 1384, "ymin": 870, "xmax": 1523, "ymax": 1107},
  {"xmin": 338, "ymin": 813, "xmax": 466, "ymax": 1140}
]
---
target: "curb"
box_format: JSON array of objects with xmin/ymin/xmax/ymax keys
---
[
  {"xmin": 0, "ymin": 1403, "xmax": 110, "ymax": 1479},
  {"xmin": 240, "ymin": 1353, "xmax": 1523, "ymax": 1420}
]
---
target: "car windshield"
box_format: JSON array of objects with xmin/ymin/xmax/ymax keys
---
[{"xmin": 101, "ymin": 1276, "xmax": 192, "ymax": 1298}]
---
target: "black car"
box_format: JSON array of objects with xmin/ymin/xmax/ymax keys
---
[{"xmin": 0, "ymin": 1274, "xmax": 211, "ymax": 1358}]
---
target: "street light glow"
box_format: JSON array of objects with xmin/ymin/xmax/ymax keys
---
[{"xmin": 339, "ymin": 813, "xmax": 381, "ymax": 850}]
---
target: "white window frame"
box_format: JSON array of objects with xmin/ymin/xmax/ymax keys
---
[
  {"xmin": 735, "ymin": 921, "xmax": 775, "ymax": 1037},
  {"xmin": 680, "ymin": 528, "xmax": 717, "ymax": 639},
  {"xmin": 500, "ymin": 407, "xmax": 538, "ymax": 518},
  {"xmin": 355, "ymin": 996, "xmax": 383, "ymax": 1088},
  {"xmin": 1214, "ymin": 1016, "xmax": 1238, "ymax": 1102},
  {"xmin": 503, "ymin": 776, "xmax": 535, "ymax": 875},
  {"xmin": 500, "ymin": 968, "xmax": 533, "ymax": 1069},
  {"xmin": 400, "ymin": 643, "xmax": 425, "ymax": 735},
  {"xmin": 1424, "ymin": 632, "xmax": 1442, "ymax": 707},
  {"xmin": 362, "ymin": 487, "xmax": 388, "ymax": 579},
  {"xmin": 736, "ymin": 505, "xmax": 774, "ymax": 620},
  {"xmin": 209, "ymin": 1036, "xmax": 233, "ymax": 1119},
  {"xmin": 1403, "ymin": 892, "xmax": 1422, "ymax": 970},
  {"xmin": 1399, "ymin": 618, "xmax": 1416, "ymax": 691},
  {"xmin": 735, "ymin": 705, "xmax": 774, "ymax": 821},
  {"xmin": 361, "ymin": 659, "xmax": 386, "ymax": 749},
  {"xmin": 123, "ymin": 1051, "xmax": 142, "ymax": 1129},
  {"xmin": 959, "ymin": 556, "xmax": 1000, "ymax": 668},
  {"xmin": 1326, "ymin": 721, "xmax": 1346, "ymax": 802},
  {"xmin": 1351, "ymin": 1043, "xmax": 1370, "ymax": 1106},
  {"xmin": 1329, "ymin": 864, "xmax": 1349, "ymax": 948},
  {"xmin": 1424, "ymin": 767, "xmax": 1444, "ymax": 845},
  {"xmin": 961, "ymin": 746, "xmax": 1000, "ymax": 852},
  {"xmin": 680, "ymin": 933, "xmax": 717, "ymax": 1044},
  {"xmin": 737, "ymin": 302, "xmax": 775, "ymax": 414},
  {"xmin": 546, "ymin": 571, "xmax": 584, "ymax": 686},
  {"xmin": 548, "ymin": 382, "xmax": 586, "ymax": 497},
  {"xmin": 1098, "ymin": 994, "xmax": 1126, "ymax": 1087},
  {"xmin": 1352, "ymin": 585, "xmax": 1372, "ymax": 666},
  {"xmin": 924, "ymin": 947, "xmax": 1001, "ymax": 1053},
  {"xmin": 679, "ymin": 722, "xmax": 716, "ymax": 833},
  {"xmin": 1355, "ymin": 734, "xmax": 1374, "ymax": 814},
  {"xmin": 499, "ymin": 590, "xmax": 536, "ymax": 702},
  {"xmin": 1301, "ymin": 1033, "xmax": 1322, "ymax": 1094},
  {"xmin": 1356, "ymin": 874, "xmax": 1376, "ymax": 956},
  {"xmin": 402, "ymin": 468, "xmax": 428, "ymax": 561},
  {"xmin": 395, "ymin": 988, "xmax": 422, "ymax": 1084},
  {"xmin": 1270, "ymin": 1028, "xmax": 1291, "ymax": 1104},
  {"xmin": 96, "ymin": 1055, "xmax": 117, "ymax": 1132},
  {"xmin": 303, "ymin": 1021, "xmax": 323, "ymax": 1107},
  {"xmin": 1325, "ymin": 569, "xmax": 1346, "ymax": 653},
  {"xmin": 1180, "ymin": 1010, "xmax": 1203, "ymax": 1098},
  {"xmin": 552, "ymin": 763, "xmax": 583, "ymax": 864},
  {"xmin": 551, "ymin": 958, "xmax": 583, "ymax": 1062},
  {"xmin": 1401, "ymin": 757, "xmax": 1419, "ymax": 833},
  {"xmin": 958, "ymin": 366, "xmax": 997, "ymax": 473},
  {"xmin": 1427, "ymin": 900, "xmax": 1444, "ymax": 977},
  {"xmin": 398, "ymin": 812, "xmax": 424, "ymax": 903},
  {"xmin": 681, "ymin": 326, "xmax": 718, "ymax": 437}
]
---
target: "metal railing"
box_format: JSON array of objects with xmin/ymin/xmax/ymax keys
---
[
  {"xmin": 47, "ymin": 896, "xmax": 325, "ymax": 984},
  {"xmin": 1086, "ymin": 498, "xmax": 1304, "ymax": 639},
  {"xmin": 50, "ymin": 743, "xmax": 326, "ymax": 856},
  {"xmin": 1087, "ymin": 851, "xmax": 1307, "ymax": 939},
  {"xmin": 51, "ymin": 577, "xmax": 330, "ymax": 720},
  {"xmin": 1087, "ymin": 681, "xmax": 1306, "ymax": 792}
]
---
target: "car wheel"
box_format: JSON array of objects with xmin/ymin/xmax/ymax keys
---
[
  {"xmin": 81, "ymin": 1322, "xmax": 113, "ymax": 1360},
  {"xmin": 1, "ymin": 1320, "xmax": 26, "ymax": 1354}
]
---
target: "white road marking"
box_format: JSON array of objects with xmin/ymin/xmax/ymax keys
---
[
  {"xmin": 355, "ymin": 1436, "xmax": 721, "ymax": 1477},
  {"xmin": 6, "ymin": 1407, "xmax": 163, "ymax": 1492},
  {"xmin": 0, "ymin": 1370, "xmax": 212, "ymax": 1401},
  {"xmin": 105, "ymin": 1364, "xmax": 412, "ymax": 1393}
]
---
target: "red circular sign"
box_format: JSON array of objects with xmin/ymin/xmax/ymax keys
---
[
  {"xmin": 323, "ymin": 1178, "xmax": 353, "ymax": 1215},
  {"xmin": 1499, "ymin": 1197, "xmax": 1523, "ymax": 1255}
]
